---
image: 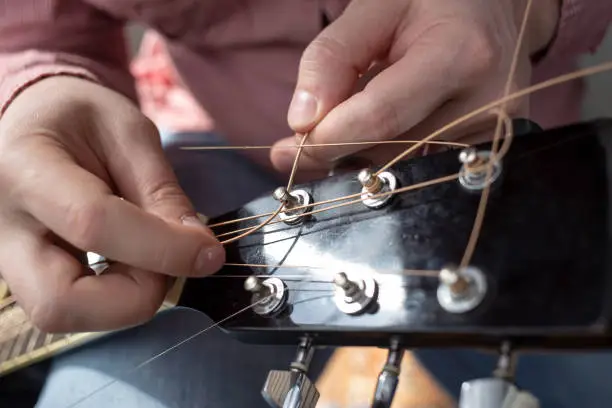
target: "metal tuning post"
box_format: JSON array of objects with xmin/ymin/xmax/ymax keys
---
[
  {"xmin": 437, "ymin": 264, "xmax": 487, "ymax": 314},
  {"xmin": 372, "ymin": 338, "xmax": 405, "ymax": 408},
  {"xmin": 262, "ymin": 337, "xmax": 319, "ymax": 408},
  {"xmin": 273, "ymin": 186, "xmax": 313, "ymax": 225},
  {"xmin": 358, "ymin": 168, "xmax": 398, "ymax": 209},
  {"xmin": 459, "ymin": 343, "xmax": 540, "ymax": 408},
  {"xmin": 333, "ymin": 272, "xmax": 378, "ymax": 315},
  {"xmin": 458, "ymin": 147, "xmax": 502, "ymax": 191},
  {"xmin": 244, "ymin": 276, "xmax": 288, "ymax": 317}
]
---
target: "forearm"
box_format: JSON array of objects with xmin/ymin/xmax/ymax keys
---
[{"xmin": 0, "ymin": 0, "xmax": 136, "ymax": 117}]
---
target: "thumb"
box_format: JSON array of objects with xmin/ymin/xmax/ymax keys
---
[{"xmin": 286, "ymin": 1, "xmax": 404, "ymax": 132}]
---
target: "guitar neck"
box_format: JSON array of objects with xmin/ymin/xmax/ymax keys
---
[{"xmin": 0, "ymin": 278, "xmax": 186, "ymax": 377}]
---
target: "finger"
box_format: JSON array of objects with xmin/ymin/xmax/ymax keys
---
[
  {"xmin": 287, "ymin": 1, "xmax": 406, "ymax": 132},
  {"xmin": 274, "ymin": 45, "xmax": 458, "ymax": 172},
  {"xmin": 95, "ymin": 111, "xmax": 209, "ymax": 226},
  {"xmin": 11, "ymin": 140, "xmax": 224, "ymax": 277},
  {"xmin": 272, "ymin": 94, "xmax": 511, "ymax": 175},
  {"xmin": 0, "ymin": 227, "xmax": 166, "ymax": 333}
]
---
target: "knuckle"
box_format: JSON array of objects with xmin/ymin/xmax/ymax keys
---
[
  {"xmin": 64, "ymin": 199, "xmax": 107, "ymax": 250},
  {"xmin": 365, "ymin": 94, "xmax": 401, "ymax": 140},
  {"xmin": 119, "ymin": 111, "xmax": 160, "ymax": 142},
  {"xmin": 144, "ymin": 178, "xmax": 186, "ymax": 207},
  {"xmin": 460, "ymin": 28, "xmax": 497, "ymax": 81},
  {"xmin": 300, "ymin": 35, "xmax": 352, "ymax": 74}
]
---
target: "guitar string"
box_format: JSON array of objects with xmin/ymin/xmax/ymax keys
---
[
  {"xmin": 460, "ymin": 0, "xmax": 532, "ymax": 268},
  {"xmin": 373, "ymin": 60, "xmax": 612, "ymax": 176},
  {"xmin": 63, "ymin": 294, "xmax": 277, "ymax": 408},
  {"xmin": 221, "ymin": 263, "xmax": 439, "ymax": 277},
  {"xmin": 206, "ymin": 60, "xmax": 612, "ymax": 232},
  {"xmin": 218, "ymin": 132, "xmax": 310, "ymax": 245},
  {"xmin": 215, "ymin": 174, "xmax": 460, "ymax": 239},
  {"xmin": 179, "ymin": 139, "xmax": 469, "ymax": 151},
  {"xmin": 62, "ymin": 269, "xmax": 442, "ymax": 408},
  {"xmin": 1, "ymin": 27, "xmax": 610, "ymax": 407},
  {"xmin": 2, "ymin": 58, "xmax": 610, "ymax": 378},
  {"xmin": 61, "ymin": 49, "xmax": 612, "ymax": 408}
]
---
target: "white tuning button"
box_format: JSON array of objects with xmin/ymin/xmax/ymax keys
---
[
  {"xmin": 332, "ymin": 272, "xmax": 378, "ymax": 315},
  {"xmin": 244, "ymin": 276, "xmax": 288, "ymax": 317}
]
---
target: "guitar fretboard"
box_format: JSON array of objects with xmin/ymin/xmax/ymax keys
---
[
  {"xmin": 0, "ymin": 277, "xmax": 185, "ymax": 377},
  {"xmin": 0, "ymin": 299, "xmax": 106, "ymax": 376}
]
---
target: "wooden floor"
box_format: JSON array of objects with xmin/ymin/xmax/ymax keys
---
[{"xmin": 316, "ymin": 348, "xmax": 455, "ymax": 408}]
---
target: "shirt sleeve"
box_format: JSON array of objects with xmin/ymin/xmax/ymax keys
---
[
  {"xmin": 0, "ymin": 0, "xmax": 136, "ymax": 117},
  {"xmin": 541, "ymin": 0, "xmax": 612, "ymax": 62}
]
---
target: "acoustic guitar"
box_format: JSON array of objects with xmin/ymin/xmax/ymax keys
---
[{"xmin": 1, "ymin": 118, "xmax": 612, "ymax": 407}]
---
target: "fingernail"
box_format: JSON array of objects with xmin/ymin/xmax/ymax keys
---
[
  {"xmin": 288, "ymin": 90, "xmax": 318, "ymax": 129},
  {"xmin": 195, "ymin": 244, "xmax": 225, "ymax": 275},
  {"xmin": 182, "ymin": 214, "xmax": 208, "ymax": 229}
]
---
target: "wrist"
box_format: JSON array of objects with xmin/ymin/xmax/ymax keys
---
[{"xmin": 526, "ymin": 0, "xmax": 562, "ymax": 58}]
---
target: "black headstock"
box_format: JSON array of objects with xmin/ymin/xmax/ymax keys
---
[{"xmin": 178, "ymin": 119, "xmax": 612, "ymax": 352}]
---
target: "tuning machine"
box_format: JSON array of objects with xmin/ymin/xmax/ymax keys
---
[
  {"xmin": 437, "ymin": 265, "xmax": 487, "ymax": 313},
  {"xmin": 458, "ymin": 147, "xmax": 502, "ymax": 191},
  {"xmin": 244, "ymin": 276, "xmax": 288, "ymax": 317},
  {"xmin": 332, "ymin": 272, "xmax": 378, "ymax": 315},
  {"xmin": 261, "ymin": 337, "xmax": 319, "ymax": 408},
  {"xmin": 372, "ymin": 338, "xmax": 405, "ymax": 408},
  {"xmin": 273, "ymin": 187, "xmax": 313, "ymax": 225},
  {"xmin": 459, "ymin": 343, "xmax": 540, "ymax": 408},
  {"xmin": 357, "ymin": 168, "xmax": 398, "ymax": 209}
]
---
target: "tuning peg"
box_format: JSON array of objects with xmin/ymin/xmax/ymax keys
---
[
  {"xmin": 371, "ymin": 339, "xmax": 404, "ymax": 408},
  {"xmin": 357, "ymin": 168, "xmax": 398, "ymax": 209},
  {"xmin": 244, "ymin": 276, "xmax": 288, "ymax": 317},
  {"xmin": 458, "ymin": 147, "xmax": 502, "ymax": 191},
  {"xmin": 332, "ymin": 272, "xmax": 378, "ymax": 315},
  {"xmin": 273, "ymin": 186, "xmax": 313, "ymax": 225},
  {"xmin": 437, "ymin": 265, "xmax": 487, "ymax": 313},
  {"xmin": 261, "ymin": 337, "xmax": 319, "ymax": 408},
  {"xmin": 459, "ymin": 342, "xmax": 539, "ymax": 408},
  {"xmin": 459, "ymin": 379, "xmax": 539, "ymax": 408}
]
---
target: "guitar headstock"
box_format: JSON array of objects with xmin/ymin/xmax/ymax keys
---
[{"xmin": 179, "ymin": 119, "xmax": 612, "ymax": 353}]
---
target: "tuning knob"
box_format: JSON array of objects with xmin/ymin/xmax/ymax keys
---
[
  {"xmin": 262, "ymin": 370, "xmax": 319, "ymax": 408},
  {"xmin": 459, "ymin": 378, "xmax": 539, "ymax": 408},
  {"xmin": 372, "ymin": 338, "xmax": 405, "ymax": 408},
  {"xmin": 459, "ymin": 342, "xmax": 539, "ymax": 408},
  {"xmin": 261, "ymin": 338, "xmax": 319, "ymax": 408}
]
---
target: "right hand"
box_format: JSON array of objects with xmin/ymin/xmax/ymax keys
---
[{"xmin": 0, "ymin": 76, "xmax": 225, "ymax": 333}]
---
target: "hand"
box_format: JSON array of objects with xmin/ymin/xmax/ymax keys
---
[
  {"xmin": 0, "ymin": 77, "xmax": 225, "ymax": 333},
  {"xmin": 271, "ymin": 0, "xmax": 560, "ymax": 174}
]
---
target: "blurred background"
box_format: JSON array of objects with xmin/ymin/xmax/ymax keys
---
[{"xmin": 126, "ymin": 24, "xmax": 612, "ymax": 123}]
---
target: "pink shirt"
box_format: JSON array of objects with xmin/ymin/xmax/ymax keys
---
[{"xmin": 0, "ymin": 1, "xmax": 610, "ymax": 169}]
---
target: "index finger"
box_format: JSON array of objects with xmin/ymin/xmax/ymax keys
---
[{"xmin": 12, "ymin": 142, "xmax": 224, "ymax": 277}]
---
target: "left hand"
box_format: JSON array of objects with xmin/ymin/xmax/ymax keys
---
[{"xmin": 270, "ymin": 0, "xmax": 560, "ymax": 175}]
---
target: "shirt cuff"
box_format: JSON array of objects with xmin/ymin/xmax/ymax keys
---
[
  {"xmin": 541, "ymin": 0, "xmax": 612, "ymax": 62},
  {"xmin": 0, "ymin": 50, "xmax": 136, "ymax": 118}
]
